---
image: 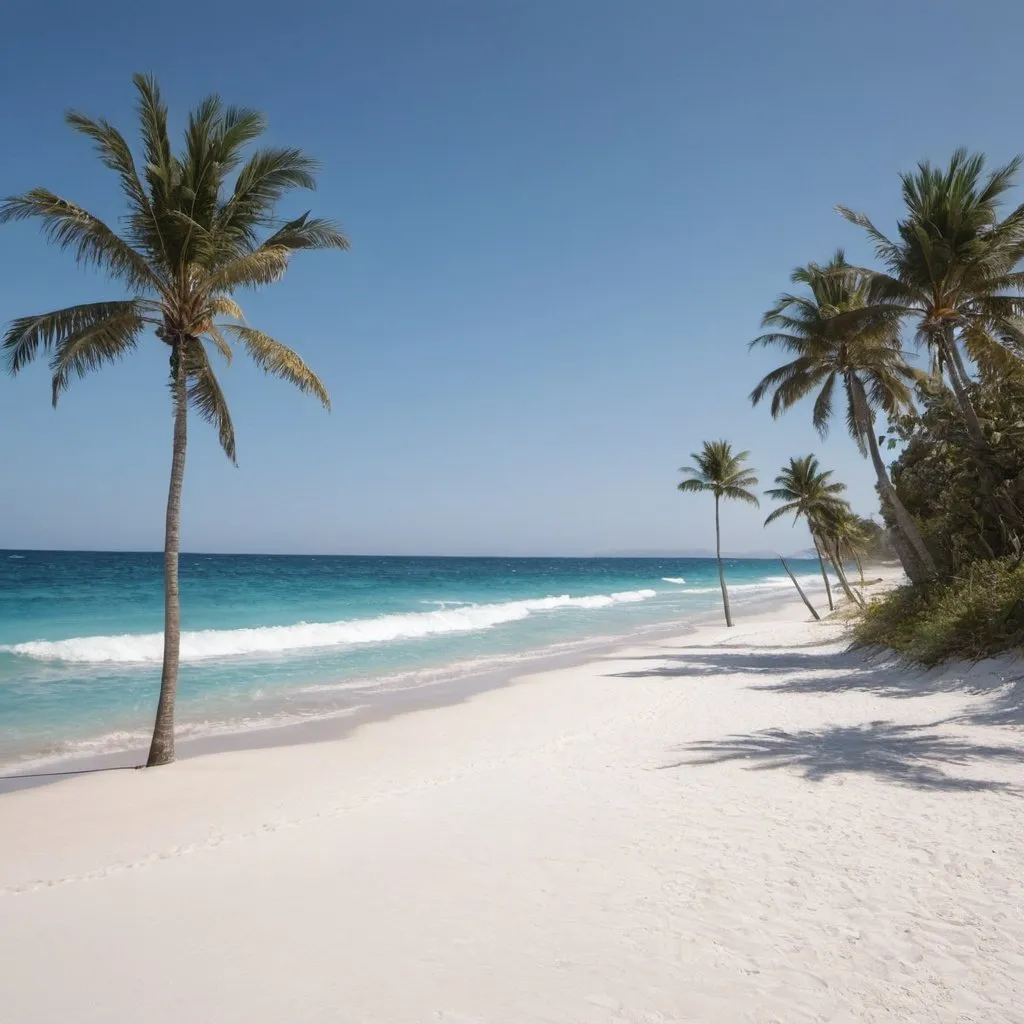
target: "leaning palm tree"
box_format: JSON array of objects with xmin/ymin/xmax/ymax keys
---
[
  {"xmin": 678, "ymin": 440, "xmax": 759, "ymax": 627},
  {"xmin": 838, "ymin": 149, "xmax": 1024, "ymax": 444},
  {"xmin": 1, "ymin": 75, "xmax": 348, "ymax": 766},
  {"xmin": 846, "ymin": 514, "xmax": 879, "ymax": 586},
  {"xmin": 750, "ymin": 252, "xmax": 937, "ymax": 584},
  {"xmin": 764, "ymin": 455, "xmax": 847, "ymax": 611},
  {"xmin": 814, "ymin": 503, "xmax": 866, "ymax": 608}
]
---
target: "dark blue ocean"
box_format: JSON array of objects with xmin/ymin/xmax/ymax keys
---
[{"xmin": 0, "ymin": 552, "xmax": 823, "ymax": 768}]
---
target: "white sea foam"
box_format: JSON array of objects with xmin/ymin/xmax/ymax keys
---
[
  {"xmin": 1, "ymin": 589, "xmax": 658, "ymax": 665},
  {"xmin": 681, "ymin": 574, "xmax": 820, "ymax": 596},
  {"xmin": 661, "ymin": 577, "xmax": 687, "ymax": 584}
]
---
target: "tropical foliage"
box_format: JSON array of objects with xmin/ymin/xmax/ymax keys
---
[
  {"xmin": 764, "ymin": 454, "xmax": 848, "ymax": 611},
  {"xmin": 750, "ymin": 252, "xmax": 935, "ymax": 583},
  {"xmin": 883, "ymin": 372, "xmax": 1024, "ymax": 573},
  {"xmin": 838, "ymin": 149, "xmax": 1024, "ymax": 443},
  {"xmin": 748, "ymin": 149, "xmax": 1024, "ymax": 661},
  {"xmin": 1, "ymin": 75, "xmax": 347, "ymax": 764},
  {"xmin": 854, "ymin": 556, "xmax": 1024, "ymax": 665},
  {"xmin": 672, "ymin": 149, "xmax": 1024, "ymax": 656}
]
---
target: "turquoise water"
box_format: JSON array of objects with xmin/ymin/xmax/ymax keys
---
[{"xmin": 0, "ymin": 552, "xmax": 823, "ymax": 768}]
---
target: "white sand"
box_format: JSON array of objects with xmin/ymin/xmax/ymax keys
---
[{"xmin": 3, "ymin": 588, "xmax": 1024, "ymax": 1023}]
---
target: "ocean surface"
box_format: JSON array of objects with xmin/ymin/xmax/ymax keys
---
[{"xmin": 0, "ymin": 551, "xmax": 824, "ymax": 770}]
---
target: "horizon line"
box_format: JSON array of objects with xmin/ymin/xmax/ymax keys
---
[{"xmin": 1, "ymin": 546, "xmax": 815, "ymax": 560}]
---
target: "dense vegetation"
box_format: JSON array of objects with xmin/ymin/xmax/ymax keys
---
[
  {"xmin": 854, "ymin": 557, "xmax": 1024, "ymax": 665},
  {"xmin": 684, "ymin": 149, "xmax": 1024, "ymax": 656},
  {"xmin": 748, "ymin": 149, "xmax": 1024, "ymax": 661}
]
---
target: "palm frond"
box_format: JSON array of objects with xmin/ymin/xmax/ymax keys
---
[
  {"xmin": 3, "ymin": 300, "xmax": 146, "ymax": 374},
  {"xmin": 763, "ymin": 501, "xmax": 800, "ymax": 526},
  {"xmin": 677, "ymin": 478, "xmax": 711, "ymax": 494},
  {"xmin": 844, "ymin": 377, "xmax": 868, "ymax": 455},
  {"xmin": 835, "ymin": 207, "xmax": 904, "ymax": 267},
  {"xmin": 132, "ymin": 73, "xmax": 175, "ymax": 215},
  {"xmin": 65, "ymin": 111, "xmax": 145, "ymax": 201},
  {"xmin": 811, "ymin": 372, "xmax": 836, "ymax": 437},
  {"xmin": 216, "ymin": 107, "xmax": 268, "ymax": 169},
  {"xmin": 0, "ymin": 189, "xmax": 160, "ymax": 292},
  {"xmin": 722, "ymin": 485, "xmax": 760, "ymax": 507},
  {"xmin": 184, "ymin": 340, "xmax": 236, "ymax": 462},
  {"xmin": 204, "ymin": 324, "xmax": 233, "ymax": 364},
  {"xmin": 49, "ymin": 305, "xmax": 145, "ymax": 404},
  {"xmin": 208, "ymin": 295, "xmax": 244, "ymax": 320},
  {"xmin": 217, "ymin": 148, "xmax": 320, "ymax": 247},
  {"xmin": 261, "ymin": 212, "xmax": 350, "ymax": 251},
  {"xmin": 221, "ymin": 324, "xmax": 329, "ymax": 408},
  {"xmin": 203, "ymin": 247, "xmax": 291, "ymax": 292}
]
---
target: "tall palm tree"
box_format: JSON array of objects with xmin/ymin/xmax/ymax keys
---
[
  {"xmin": 750, "ymin": 252, "xmax": 937, "ymax": 584},
  {"xmin": 1, "ymin": 75, "xmax": 347, "ymax": 766},
  {"xmin": 837, "ymin": 149, "xmax": 1024, "ymax": 444},
  {"xmin": 763, "ymin": 455, "xmax": 847, "ymax": 611},
  {"xmin": 678, "ymin": 440, "xmax": 759, "ymax": 627}
]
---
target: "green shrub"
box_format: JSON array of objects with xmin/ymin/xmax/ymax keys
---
[{"xmin": 853, "ymin": 557, "xmax": 1024, "ymax": 665}]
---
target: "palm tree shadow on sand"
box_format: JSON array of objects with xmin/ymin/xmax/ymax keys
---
[
  {"xmin": 609, "ymin": 638, "xmax": 1024, "ymax": 728},
  {"xmin": 664, "ymin": 721, "xmax": 1023, "ymax": 793}
]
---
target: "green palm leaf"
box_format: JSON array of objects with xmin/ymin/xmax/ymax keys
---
[
  {"xmin": 3, "ymin": 300, "xmax": 149, "ymax": 374},
  {"xmin": 185, "ymin": 341, "xmax": 236, "ymax": 463},
  {"xmin": 0, "ymin": 189, "xmax": 161, "ymax": 293},
  {"xmin": 49, "ymin": 303, "xmax": 145, "ymax": 405}
]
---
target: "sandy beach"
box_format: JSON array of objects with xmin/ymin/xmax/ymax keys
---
[{"xmin": 2, "ymin": 585, "xmax": 1023, "ymax": 1023}]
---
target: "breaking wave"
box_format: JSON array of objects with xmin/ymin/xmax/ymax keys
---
[{"xmin": 1, "ymin": 589, "xmax": 658, "ymax": 665}]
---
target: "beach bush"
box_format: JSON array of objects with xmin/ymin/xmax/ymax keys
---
[
  {"xmin": 883, "ymin": 373, "xmax": 1024, "ymax": 574},
  {"xmin": 853, "ymin": 557, "xmax": 1024, "ymax": 665}
]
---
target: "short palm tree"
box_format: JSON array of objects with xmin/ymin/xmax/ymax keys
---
[
  {"xmin": 764, "ymin": 455, "xmax": 847, "ymax": 611},
  {"xmin": 750, "ymin": 252, "xmax": 937, "ymax": 584},
  {"xmin": 838, "ymin": 149, "xmax": 1024, "ymax": 443},
  {"xmin": 1, "ymin": 75, "xmax": 348, "ymax": 766},
  {"xmin": 678, "ymin": 440, "xmax": 759, "ymax": 627}
]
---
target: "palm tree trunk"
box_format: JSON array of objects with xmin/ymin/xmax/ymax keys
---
[
  {"xmin": 147, "ymin": 345, "xmax": 188, "ymax": 767},
  {"xmin": 940, "ymin": 328, "xmax": 986, "ymax": 445},
  {"xmin": 715, "ymin": 494, "xmax": 733, "ymax": 627},
  {"xmin": 855, "ymin": 551, "xmax": 865, "ymax": 588},
  {"xmin": 828, "ymin": 543, "xmax": 864, "ymax": 607},
  {"xmin": 848, "ymin": 373, "xmax": 936, "ymax": 582},
  {"xmin": 811, "ymin": 533, "xmax": 835, "ymax": 611},
  {"xmin": 779, "ymin": 556, "xmax": 820, "ymax": 621}
]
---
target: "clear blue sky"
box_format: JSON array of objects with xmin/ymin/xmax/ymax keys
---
[{"xmin": 1, "ymin": 0, "xmax": 1020, "ymax": 556}]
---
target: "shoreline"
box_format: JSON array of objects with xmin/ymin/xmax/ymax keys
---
[
  {"xmin": 3, "ymin": 570, "xmax": 1023, "ymax": 1021},
  {"xmin": 0, "ymin": 573, "xmax": 839, "ymax": 787},
  {"xmin": 2, "ymin": 573, "xmax": 1024, "ymax": 1019}
]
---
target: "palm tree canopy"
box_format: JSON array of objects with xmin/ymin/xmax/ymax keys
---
[
  {"xmin": 678, "ymin": 439, "xmax": 760, "ymax": 506},
  {"xmin": 837, "ymin": 148, "xmax": 1024, "ymax": 369},
  {"xmin": 750, "ymin": 252, "xmax": 921, "ymax": 450},
  {"xmin": 816, "ymin": 502, "xmax": 868, "ymax": 556},
  {"xmin": 1, "ymin": 74, "xmax": 348, "ymax": 462},
  {"xmin": 763, "ymin": 454, "xmax": 847, "ymax": 527}
]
